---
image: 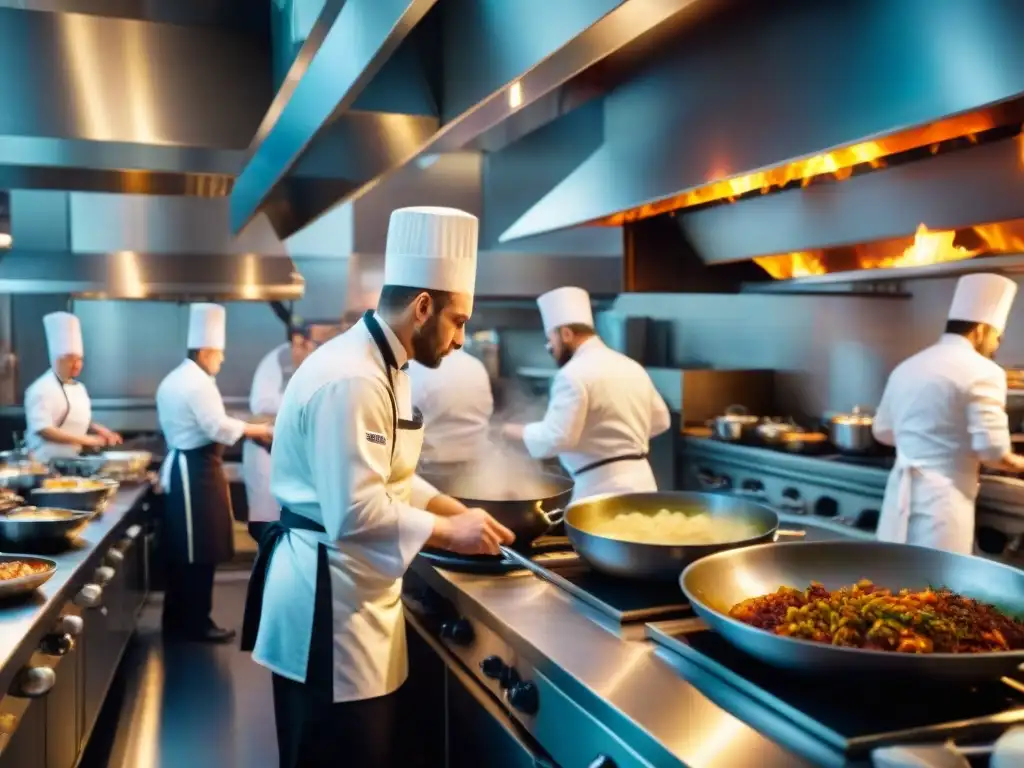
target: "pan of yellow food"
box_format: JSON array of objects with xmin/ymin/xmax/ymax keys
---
[
  {"xmin": 563, "ymin": 491, "xmax": 803, "ymax": 581},
  {"xmin": 0, "ymin": 555, "xmax": 58, "ymax": 599},
  {"xmin": 680, "ymin": 541, "xmax": 1024, "ymax": 680},
  {"xmin": 0, "ymin": 507, "xmax": 92, "ymax": 542}
]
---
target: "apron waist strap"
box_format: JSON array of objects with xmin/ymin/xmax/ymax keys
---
[
  {"xmin": 574, "ymin": 453, "xmax": 648, "ymax": 477},
  {"xmin": 240, "ymin": 508, "xmax": 326, "ymax": 651},
  {"xmin": 245, "ymin": 437, "xmax": 273, "ymax": 453}
]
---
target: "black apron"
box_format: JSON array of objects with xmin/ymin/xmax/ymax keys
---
[
  {"xmin": 164, "ymin": 442, "xmax": 235, "ymax": 565},
  {"xmin": 241, "ymin": 312, "xmax": 422, "ymax": 689}
]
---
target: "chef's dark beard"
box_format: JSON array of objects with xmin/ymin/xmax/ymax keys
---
[{"xmin": 412, "ymin": 312, "xmax": 448, "ymax": 368}]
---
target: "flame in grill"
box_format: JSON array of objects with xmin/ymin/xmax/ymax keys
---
[{"xmin": 754, "ymin": 220, "xmax": 1024, "ymax": 280}]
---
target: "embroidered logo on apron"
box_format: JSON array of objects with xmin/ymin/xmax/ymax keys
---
[{"xmin": 365, "ymin": 431, "xmax": 387, "ymax": 446}]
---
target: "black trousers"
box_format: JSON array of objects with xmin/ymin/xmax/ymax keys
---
[
  {"xmin": 272, "ymin": 674, "xmax": 399, "ymax": 768},
  {"xmin": 162, "ymin": 562, "xmax": 216, "ymax": 633}
]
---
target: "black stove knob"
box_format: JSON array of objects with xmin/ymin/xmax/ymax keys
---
[
  {"xmin": 499, "ymin": 665, "xmax": 520, "ymax": 690},
  {"xmin": 440, "ymin": 618, "xmax": 474, "ymax": 646},
  {"xmin": 508, "ymin": 681, "xmax": 539, "ymax": 716},
  {"xmin": 587, "ymin": 756, "xmax": 617, "ymax": 768},
  {"xmin": 480, "ymin": 655, "xmax": 506, "ymax": 679},
  {"xmin": 39, "ymin": 633, "xmax": 73, "ymax": 657}
]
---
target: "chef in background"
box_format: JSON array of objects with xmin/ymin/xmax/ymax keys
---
[
  {"xmin": 874, "ymin": 273, "xmax": 1024, "ymax": 554},
  {"xmin": 408, "ymin": 347, "xmax": 493, "ymax": 474},
  {"xmin": 242, "ymin": 321, "xmax": 318, "ymax": 543},
  {"xmin": 241, "ymin": 206, "xmax": 513, "ymax": 767},
  {"xmin": 25, "ymin": 311, "xmax": 122, "ymax": 461},
  {"xmin": 157, "ymin": 303, "xmax": 273, "ymax": 643},
  {"xmin": 502, "ymin": 287, "xmax": 671, "ymax": 501}
]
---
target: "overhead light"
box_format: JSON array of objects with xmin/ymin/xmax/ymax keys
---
[
  {"xmin": 0, "ymin": 233, "xmax": 11, "ymax": 248},
  {"xmin": 509, "ymin": 81, "xmax": 523, "ymax": 109}
]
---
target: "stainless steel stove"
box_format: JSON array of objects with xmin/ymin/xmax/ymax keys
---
[
  {"xmin": 647, "ymin": 618, "xmax": 1024, "ymax": 761},
  {"xmin": 681, "ymin": 436, "xmax": 1024, "ymax": 560}
]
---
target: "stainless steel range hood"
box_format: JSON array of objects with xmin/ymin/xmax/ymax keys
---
[
  {"xmin": 230, "ymin": 0, "xmax": 714, "ymax": 238},
  {"xmin": 0, "ymin": 4, "xmax": 271, "ymax": 197},
  {"xmin": 0, "ymin": 191, "xmax": 304, "ymax": 300},
  {"xmin": 488, "ymin": 0, "xmax": 1024, "ymax": 287}
]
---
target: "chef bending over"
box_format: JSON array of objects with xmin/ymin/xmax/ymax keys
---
[
  {"xmin": 241, "ymin": 206, "xmax": 513, "ymax": 767},
  {"xmin": 25, "ymin": 311, "xmax": 121, "ymax": 461},
  {"xmin": 874, "ymin": 273, "xmax": 1024, "ymax": 554},
  {"xmin": 503, "ymin": 287, "xmax": 671, "ymax": 502}
]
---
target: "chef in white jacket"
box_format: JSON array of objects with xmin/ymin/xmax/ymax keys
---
[
  {"xmin": 242, "ymin": 323, "xmax": 317, "ymax": 543},
  {"xmin": 502, "ymin": 287, "xmax": 671, "ymax": 501},
  {"xmin": 874, "ymin": 273, "xmax": 1024, "ymax": 554},
  {"xmin": 407, "ymin": 348, "xmax": 493, "ymax": 472},
  {"xmin": 24, "ymin": 312, "xmax": 122, "ymax": 461},
  {"xmin": 156, "ymin": 303, "xmax": 272, "ymax": 643},
  {"xmin": 241, "ymin": 206, "xmax": 513, "ymax": 768}
]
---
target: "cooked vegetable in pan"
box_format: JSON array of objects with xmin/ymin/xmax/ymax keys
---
[
  {"xmin": 591, "ymin": 509, "xmax": 761, "ymax": 545},
  {"xmin": 729, "ymin": 579, "xmax": 1024, "ymax": 653},
  {"xmin": 0, "ymin": 560, "xmax": 51, "ymax": 581}
]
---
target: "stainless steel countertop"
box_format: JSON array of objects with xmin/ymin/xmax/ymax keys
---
[
  {"xmin": 0, "ymin": 483, "xmax": 150, "ymax": 696},
  {"xmin": 410, "ymin": 523, "xmax": 862, "ymax": 767}
]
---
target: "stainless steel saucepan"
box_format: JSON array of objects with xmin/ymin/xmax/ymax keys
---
[
  {"xmin": 681, "ymin": 540, "xmax": 1024, "ymax": 681},
  {"xmin": 561, "ymin": 491, "xmax": 803, "ymax": 581}
]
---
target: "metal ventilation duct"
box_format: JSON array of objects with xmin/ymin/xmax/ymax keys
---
[
  {"xmin": 230, "ymin": 0, "xmax": 712, "ymax": 238},
  {"xmin": 0, "ymin": 191, "xmax": 304, "ymax": 300}
]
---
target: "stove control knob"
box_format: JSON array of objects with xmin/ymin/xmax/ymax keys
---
[
  {"xmin": 39, "ymin": 633, "xmax": 73, "ymax": 656},
  {"xmin": 480, "ymin": 655, "xmax": 506, "ymax": 679},
  {"xmin": 57, "ymin": 615, "xmax": 83, "ymax": 637},
  {"xmin": 499, "ymin": 665, "xmax": 520, "ymax": 690},
  {"xmin": 440, "ymin": 618, "xmax": 474, "ymax": 646},
  {"xmin": 508, "ymin": 681, "xmax": 539, "ymax": 716},
  {"xmin": 587, "ymin": 756, "xmax": 617, "ymax": 768}
]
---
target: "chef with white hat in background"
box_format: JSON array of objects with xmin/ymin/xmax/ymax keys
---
[
  {"xmin": 156, "ymin": 303, "xmax": 272, "ymax": 643},
  {"xmin": 874, "ymin": 273, "xmax": 1024, "ymax": 554},
  {"xmin": 25, "ymin": 311, "xmax": 122, "ymax": 461},
  {"xmin": 241, "ymin": 206, "xmax": 513, "ymax": 768},
  {"xmin": 502, "ymin": 286, "xmax": 671, "ymax": 502}
]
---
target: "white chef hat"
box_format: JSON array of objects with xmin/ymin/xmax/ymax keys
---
[
  {"xmin": 537, "ymin": 287, "xmax": 594, "ymax": 334},
  {"xmin": 187, "ymin": 303, "xmax": 227, "ymax": 350},
  {"xmin": 947, "ymin": 273, "xmax": 1018, "ymax": 333},
  {"xmin": 43, "ymin": 312, "xmax": 83, "ymax": 365},
  {"xmin": 383, "ymin": 207, "xmax": 479, "ymax": 298}
]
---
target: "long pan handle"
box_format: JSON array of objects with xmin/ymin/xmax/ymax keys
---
[{"xmin": 775, "ymin": 529, "xmax": 807, "ymax": 539}]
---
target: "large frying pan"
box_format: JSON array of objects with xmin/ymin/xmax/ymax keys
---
[
  {"xmin": 681, "ymin": 540, "xmax": 1024, "ymax": 681},
  {"xmin": 417, "ymin": 470, "xmax": 573, "ymax": 550},
  {"xmin": 564, "ymin": 491, "xmax": 803, "ymax": 581}
]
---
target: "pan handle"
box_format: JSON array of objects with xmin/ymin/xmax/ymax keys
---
[{"xmin": 538, "ymin": 507, "xmax": 565, "ymax": 530}]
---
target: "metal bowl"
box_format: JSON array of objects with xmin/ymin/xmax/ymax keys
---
[
  {"xmin": 0, "ymin": 466, "xmax": 50, "ymax": 492},
  {"xmin": 29, "ymin": 486, "xmax": 110, "ymax": 514},
  {"xmin": 0, "ymin": 507, "xmax": 92, "ymax": 543},
  {"xmin": 0, "ymin": 555, "xmax": 57, "ymax": 599}
]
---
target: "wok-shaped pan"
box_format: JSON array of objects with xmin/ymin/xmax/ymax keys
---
[
  {"xmin": 418, "ymin": 470, "xmax": 573, "ymax": 551},
  {"xmin": 681, "ymin": 540, "xmax": 1024, "ymax": 681},
  {"xmin": 564, "ymin": 491, "xmax": 802, "ymax": 581}
]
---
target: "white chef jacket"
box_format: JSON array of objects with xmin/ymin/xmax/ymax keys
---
[
  {"xmin": 408, "ymin": 349, "xmax": 493, "ymax": 466},
  {"xmin": 252, "ymin": 314, "xmax": 440, "ymax": 702},
  {"xmin": 156, "ymin": 360, "xmax": 247, "ymax": 487},
  {"xmin": 24, "ymin": 370, "xmax": 93, "ymax": 461},
  {"xmin": 873, "ymin": 334, "xmax": 1011, "ymax": 554},
  {"xmin": 242, "ymin": 344, "xmax": 289, "ymax": 523},
  {"xmin": 522, "ymin": 337, "xmax": 671, "ymax": 501}
]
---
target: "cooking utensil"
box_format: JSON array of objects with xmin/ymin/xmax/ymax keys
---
[
  {"xmin": 563, "ymin": 491, "xmax": 804, "ymax": 581},
  {"xmin": 417, "ymin": 470, "xmax": 573, "ymax": 550},
  {"xmin": 829, "ymin": 405, "xmax": 876, "ymax": 454},
  {"xmin": 872, "ymin": 727, "xmax": 1024, "ymax": 768},
  {"xmin": 681, "ymin": 540, "xmax": 1024, "ymax": 680},
  {"xmin": 0, "ymin": 464, "xmax": 50, "ymax": 492},
  {"xmin": 0, "ymin": 507, "xmax": 91, "ymax": 543},
  {"xmin": 709, "ymin": 405, "xmax": 759, "ymax": 442},
  {"xmin": 756, "ymin": 418, "xmax": 799, "ymax": 445},
  {"xmin": 0, "ymin": 555, "xmax": 57, "ymax": 599},
  {"xmin": 778, "ymin": 430, "xmax": 830, "ymax": 454}
]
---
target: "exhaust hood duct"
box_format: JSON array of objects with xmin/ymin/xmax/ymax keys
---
[
  {"xmin": 1, "ymin": 191, "xmax": 304, "ymax": 301},
  {"xmin": 499, "ymin": 0, "xmax": 1024, "ymax": 242},
  {"xmin": 0, "ymin": 6, "xmax": 271, "ymax": 196},
  {"xmin": 231, "ymin": 0, "xmax": 709, "ymax": 238}
]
